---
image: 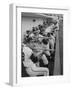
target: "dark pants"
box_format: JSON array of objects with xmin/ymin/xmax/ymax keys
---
[{"xmin": 39, "ymin": 52, "xmax": 55, "ymax": 76}]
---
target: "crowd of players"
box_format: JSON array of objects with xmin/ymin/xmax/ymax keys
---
[{"xmin": 22, "ymin": 17, "xmax": 59, "ymax": 77}]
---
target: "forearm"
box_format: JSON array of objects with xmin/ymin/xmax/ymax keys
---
[{"xmin": 44, "ymin": 49, "xmax": 54, "ymax": 51}]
